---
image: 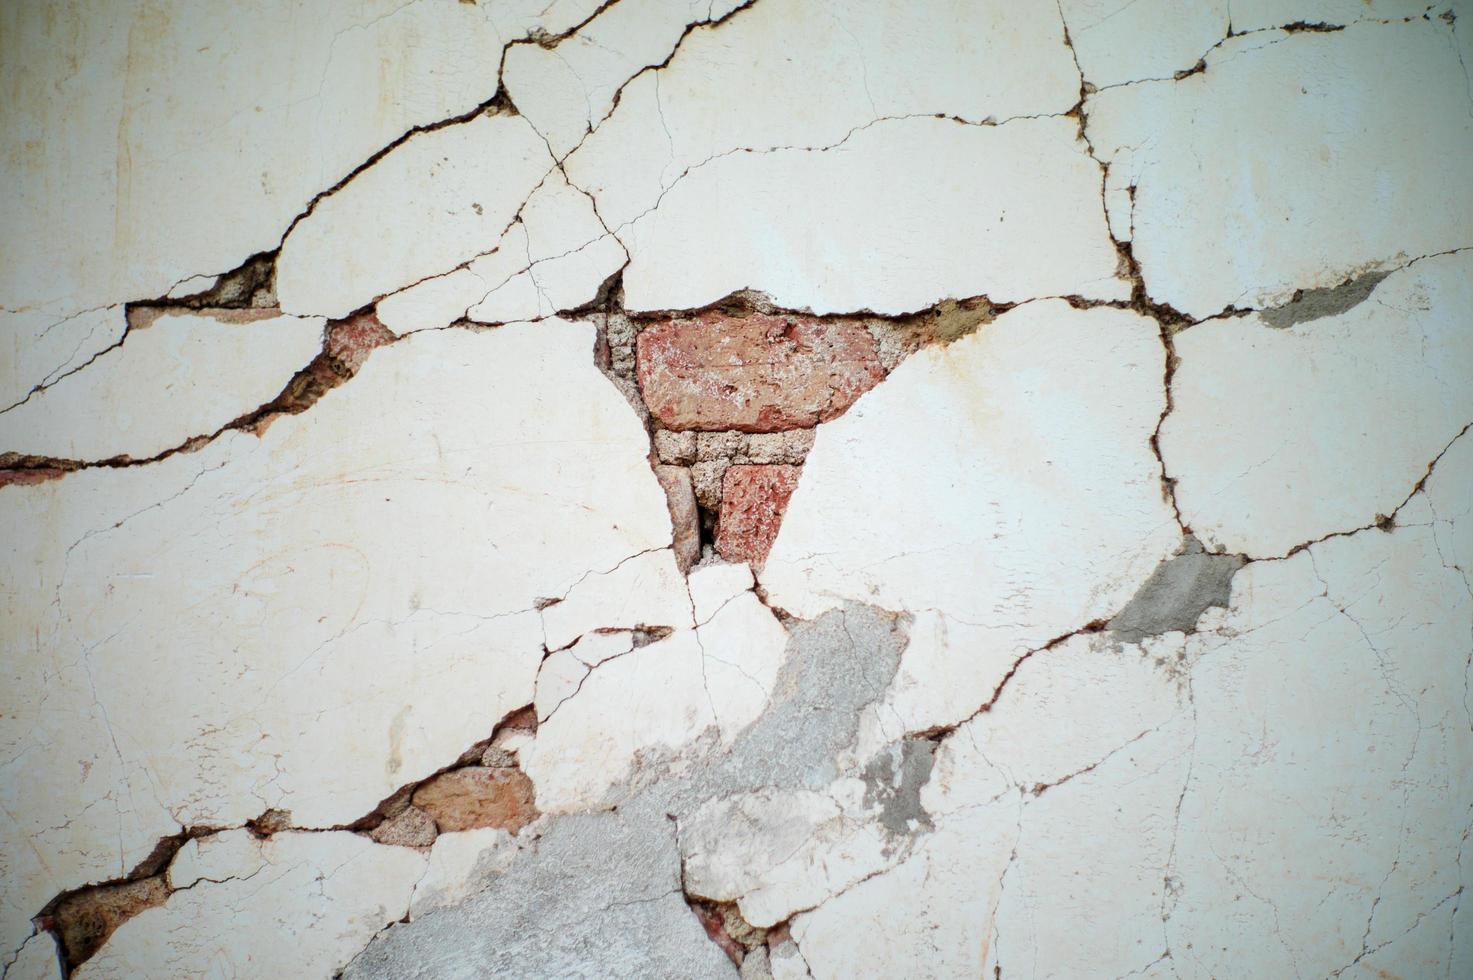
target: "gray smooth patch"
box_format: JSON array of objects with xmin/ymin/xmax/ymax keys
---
[
  {"xmin": 344, "ymin": 604, "xmax": 913, "ymax": 980},
  {"xmin": 1259, "ymin": 269, "xmax": 1391, "ymax": 329},
  {"xmin": 1108, "ymin": 537, "xmax": 1245, "ymax": 643},
  {"xmin": 861, "ymin": 739, "xmax": 937, "ymax": 836}
]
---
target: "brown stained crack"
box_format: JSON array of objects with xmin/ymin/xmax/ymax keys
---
[
  {"xmin": 0, "ymin": 314, "xmax": 128, "ymax": 419},
  {"xmin": 31, "ymin": 827, "xmax": 207, "ymax": 976},
  {"xmin": 912, "ymin": 618, "xmax": 1112, "ymax": 743},
  {"xmin": 686, "ymin": 898, "xmax": 766, "ymax": 967},
  {"xmin": 290, "ymin": 0, "xmax": 762, "ymax": 326},
  {"xmin": 1080, "ymin": 8, "xmax": 1447, "ymax": 94},
  {"xmin": 0, "ymin": 311, "xmax": 395, "ymax": 484},
  {"xmin": 0, "ymin": 253, "xmax": 282, "ymax": 420},
  {"xmin": 24, "ymin": 704, "xmax": 541, "ymax": 975},
  {"xmin": 551, "ymin": 0, "xmax": 767, "ymax": 162},
  {"xmin": 1058, "ymin": 11, "xmax": 1198, "ymax": 538},
  {"xmin": 1269, "ymin": 418, "xmax": 1473, "ymax": 561}
]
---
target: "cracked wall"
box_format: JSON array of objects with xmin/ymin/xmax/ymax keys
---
[{"xmin": 1, "ymin": 0, "xmax": 1470, "ymax": 977}]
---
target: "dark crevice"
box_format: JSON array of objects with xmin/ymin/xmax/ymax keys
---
[
  {"xmin": 912, "ymin": 618, "xmax": 1111, "ymax": 741},
  {"xmin": 28, "ymin": 704, "xmax": 540, "ymax": 974},
  {"xmin": 150, "ymin": 251, "xmax": 279, "ymax": 311},
  {"xmin": 33, "ymin": 826, "xmax": 215, "ymax": 976},
  {"xmin": 0, "ymin": 309, "xmax": 395, "ymax": 483}
]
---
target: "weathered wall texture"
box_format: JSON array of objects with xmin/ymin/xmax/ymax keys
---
[{"xmin": 2, "ymin": 1, "xmax": 1471, "ymax": 977}]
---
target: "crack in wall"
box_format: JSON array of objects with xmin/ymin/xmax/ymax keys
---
[{"xmin": 23, "ymin": 702, "xmax": 542, "ymax": 977}]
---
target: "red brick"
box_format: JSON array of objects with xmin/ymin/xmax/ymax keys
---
[
  {"xmin": 636, "ymin": 313, "xmax": 884, "ymax": 432},
  {"xmin": 411, "ymin": 766, "xmax": 539, "ymax": 834},
  {"xmin": 715, "ymin": 464, "xmax": 802, "ymax": 566},
  {"xmin": 326, "ymin": 311, "xmax": 394, "ymax": 373}
]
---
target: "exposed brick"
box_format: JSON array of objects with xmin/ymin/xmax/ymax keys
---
[
  {"xmin": 636, "ymin": 313, "xmax": 884, "ymax": 432},
  {"xmin": 715, "ymin": 464, "xmax": 801, "ymax": 566},
  {"xmin": 326, "ymin": 311, "xmax": 395, "ymax": 373},
  {"xmin": 411, "ymin": 766, "xmax": 538, "ymax": 834}
]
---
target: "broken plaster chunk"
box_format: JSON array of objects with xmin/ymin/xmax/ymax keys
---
[
  {"xmin": 523, "ymin": 592, "xmax": 786, "ymax": 813},
  {"xmin": 168, "ymin": 831, "xmax": 269, "ymax": 891},
  {"xmin": 761, "ymin": 301, "xmax": 1180, "ymax": 736},
  {"xmin": 375, "ymin": 266, "xmax": 488, "ymax": 336},
  {"xmin": 688, "ymin": 561, "xmax": 755, "ymax": 623},
  {"xmin": 465, "ymin": 170, "xmax": 627, "ymax": 325},
  {"xmin": 617, "ymin": 116, "xmax": 1130, "ymax": 315},
  {"xmin": 767, "ymin": 941, "xmax": 813, "ymax": 980},
  {"xmin": 277, "ymin": 111, "xmax": 553, "ymax": 319},
  {"xmin": 566, "ymin": 0, "xmax": 1081, "ymax": 234},
  {"xmin": 0, "ymin": 320, "xmax": 674, "ymax": 952},
  {"xmin": 680, "ymin": 786, "xmax": 903, "ymax": 928},
  {"xmin": 348, "ymin": 604, "xmax": 899, "ymax": 976},
  {"xmin": 535, "ymin": 647, "xmax": 593, "ymax": 723},
  {"xmin": 1, "ymin": 0, "xmax": 557, "ymax": 319},
  {"xmin": 346, "ymin": 793, "xmax": 736, "ymax": 979},
  {"xmin": 408, "ymin": 827, "xmax": 525, "ymax": 918},
  {"xmin": 521, "ymin": 630, "xmax": 717, "ymax": 812},
  {"xmin": 490, "ymin": 728, "xmax": 535, "ymax": 758},
  {"xmin": 1057, "ymin": 0, "xmax": 1228, "ymax": 88},
  {"xmin": 502, "ymin": 0, "xmax": 736, "ymax": 159},
  {"xmin": 790, "ymin": 798, "xmax": 1019, "ymax": 980},
  {"xmin": 636, "ymin": 313, "xmax": 885, "ymax": 432},
  {"xmin": 739, "ymin": 945, "xmax": 773, "ymax": 980},
  {"xmin": 715, "ymin": 464, "xmax": 802, "ymax": 567},
  {"xmin": 923, "ymin": 632, "xmax": 1185, "ymax": 810},
  {"xmin": 75, "ymin": 831, "xmax": 427, "ymax": 980},
  {"xmin": 1161, "ymin": 251, "xmax": 1473, "ymax": 557},
  {"xmin": 655, "ymin": 465, "xmax": 701, "ymax": 572},
  {"xmin": 0, "ymin": 305, "xmax": 127, "ymax": 411},
  {"xmin": 369, "ymin": 805, "xmax": 438, "ymax": 848},
  {"xmin": 567, "ymin": 629, "xmax": 638, "ymax": 668},
  {"xmin": 4, "ymin": 932, "xmax": 62, "ymax": 980},
  {"xmin": 464, "ymin": 234, "xmax": 628, "ymax": 324},
  {"xmin": 801, "ymin": 631, "xmax": 1194, "ymax": 979},
  {"xmin": 1085, "ymin": 19, "xmax": 1473, "ymax": 319},
  {"xmin": 411, "ymin": 767, "xmax": 539, "ymax": 835},
  {"xmin": 1162, "ymin": 521, "xmax": 1472, "ymax": 976},
  {"xmin": 0, "ymin": 309, "xmax": 323, "ymax": 462},
  {"xmin": 541, "ymin": 548, "xmax": 694, "ymax": 651},
  {"xmin": 988, "ymin": 718, "xmax": 1194, "ymax": 978},
  {"xmin": 695, "ymin": 591, "xmax": 790, "ymax": 737}
]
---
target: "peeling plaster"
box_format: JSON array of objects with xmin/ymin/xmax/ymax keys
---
[{"xmin": 3, "ymin": 0, "xmax": 1470, "ymax": 976}]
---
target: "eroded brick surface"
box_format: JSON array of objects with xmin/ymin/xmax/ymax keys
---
[
  {"xmin": 636, "ymin": 313, "xmax": 884, "ymax": 432},
  {"xmin": 715, "ymin": 464, "xmax": 802, "ymax": 566},
  {"xmin": 411, "ymin": 766, "xmax": 539, "ymax": 834}
]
